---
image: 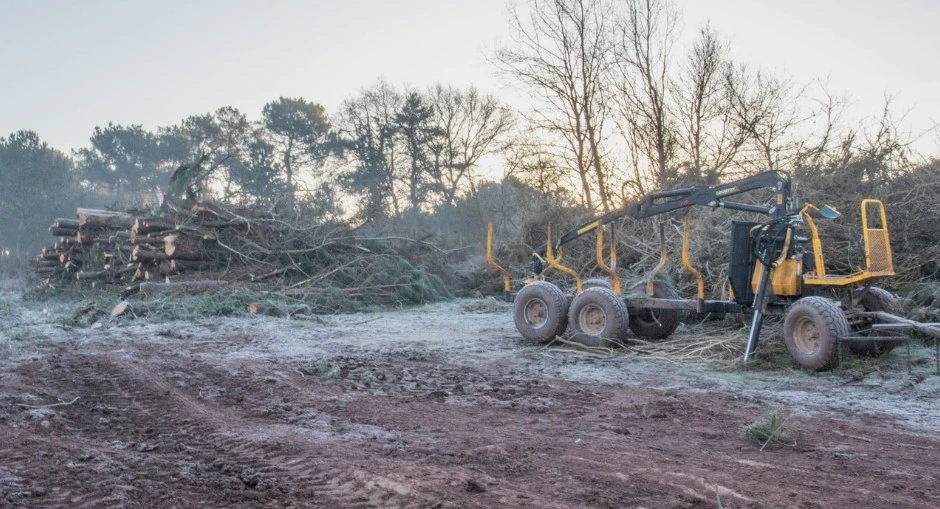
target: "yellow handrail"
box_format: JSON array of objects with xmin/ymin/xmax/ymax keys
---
[
  {"xmin": 861, "ymin": 199, "xmax": 894, "ymax": 273},
  {"xmin": 800, "ymin": 204, "xmax": 827, "ymax": 277}
]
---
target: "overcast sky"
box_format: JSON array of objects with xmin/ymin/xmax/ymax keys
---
[{"xmin": 2, "ymin": 0, "xmax": 938, "ymax": 153}]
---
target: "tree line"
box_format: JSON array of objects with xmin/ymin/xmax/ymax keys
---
[
  {"xmin": 0, "ymin": 82, "xmax": 515, "ymax": 255},
  {"xmin": 495, "ymin": 0, "xmax": 925, "ymax": 213},
  {"xmin": 0, "ymin": 0, "xmax": 933, "ymax": 258}
]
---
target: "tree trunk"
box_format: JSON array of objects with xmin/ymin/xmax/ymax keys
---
[{"xmin": 284, "ymin": 137, "xmax": 295, "ymax": 210}]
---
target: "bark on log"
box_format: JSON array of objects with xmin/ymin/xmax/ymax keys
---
[
  {"xmin": 76, "ymin": 271, "xmax": 111, "ymax": 281},
  {"xmin": 51, "ymin": 218, "xmax": 80, "ymax": 230},
  {"xmin": 75, "ymin": 231, "xmax": 114, "ymax": 245},
  {"xmin": 138, "ymin": 280, "xmax": 228, "ymax": 296},
  {"xmin": 164, "ymin": 233, "xmax": 214, "ymax": 260},
  {"xmin": 132, "ymin": 246, "xmax": 170, "ymax": 262},
  {"xmin": 158, "ymin": 260, "xmax": 174, "ymax": 276},
  {"xmin": 110, "ymin": 231, "xmax": 131, "ymax": 241},
  {"xmin": 59, "ymin": 253, "xmax": 78, "ymax": 264},
  {"xmin": 129, "ymin": 235, "xmax": 166, "ymax": 246},
  {"xmin": 77, "ymin": 209, "xmax": 135, "ymax": 228},
  {"xmin": 50, "ymin": 227, "xmax": 79, "ymax": 237},
  {"xmin": 105, "ymin": 264, "xmax": 138, "ymax": 275},
  {"xmin": 132, "ymin": 218, "xmax": 176, "ymax": 239},
  {"xmin": 56, "ymin": 237, "xmax": 84, "ymax": 249},
  {"xmin": 169, "ymin": 259, "xmax": 215, "ymax": 273}
]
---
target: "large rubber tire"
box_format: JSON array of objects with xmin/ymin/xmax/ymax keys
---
[
  {"xmin": 627, "ymin": 281, "xmax": 681, "ymax": 340},
  {"xmin": 581, "ymin": 278, "xmax": 613, "ymax": 291},
  {"xmin": 566, "ymin": 287, "xmax": 630, "ymax": 348},
  {"xmin": 783, "ymin": 297, "xmax": 850, "ymax": 371},
  {"xmin": 513, "ymin": 281, "xmax": 569, "ymax": 344},
  {"xmin": 563, "ymin": 279, "xmax": 612, "ymax": 333},
  {"xmin": 850, "ymin": 287, "xmax": 902, "ymax": 356}
]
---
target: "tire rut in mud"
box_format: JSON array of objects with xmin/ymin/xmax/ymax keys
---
[{"xmin": 3, "ymin": 353, "xmax": 439, "ymax": 509}]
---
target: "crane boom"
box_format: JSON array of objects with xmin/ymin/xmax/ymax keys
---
[{"xmin": 532, "ymin": 171, "xmax": 793, "ymax": 273}]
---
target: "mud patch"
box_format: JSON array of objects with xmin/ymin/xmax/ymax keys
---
[{"xmin": 0, "ymin": 298, "xmax": 938, "ymax": 508}]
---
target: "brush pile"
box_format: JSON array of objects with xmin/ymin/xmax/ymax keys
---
[{"xmin": 30, "ymin": 200, "xmax": 451, "ymax": 312}]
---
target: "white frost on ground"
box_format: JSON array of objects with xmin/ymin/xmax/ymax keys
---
[{"xmin": 2, "ymin": 295, "xmax": 938, "ymax": 432}]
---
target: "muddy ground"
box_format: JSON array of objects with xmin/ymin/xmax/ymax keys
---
[{"xmin": 0, "ymin": 287, "xmax": 938, "ymax": 508}]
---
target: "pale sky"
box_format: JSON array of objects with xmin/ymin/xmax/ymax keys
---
[{"xmin": 2, "ymin": 0, "xmax": 939, "ymax": 154}]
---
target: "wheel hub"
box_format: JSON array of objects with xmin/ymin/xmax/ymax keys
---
[
  {"xmin": 579, "ymin": 304, "xmax": 607, "ymax": 336},
  {"xmin": 793, "ymin": 316, "xmax": 820, "ymax": 354},
  {"xmin": 524, "ymin": 298, "xmax": 549, "ymax": 329}
]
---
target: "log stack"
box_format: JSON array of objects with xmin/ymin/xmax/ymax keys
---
[
  {"xmin": 29, "ymin": 199, "xmax": 451, "ymax": 310},
  {"xmin": 33, "ymin": 210, "xmax": 142, "ymax": 288},
  {"xmin": 30, "ymin": 200, "xmax": 349, "ymax": 294},
  {"xmin": 31, "ymin": 205, "xmax": 234, "ymax": 291}
]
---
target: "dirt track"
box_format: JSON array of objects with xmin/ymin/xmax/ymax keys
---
[{"xmin": 1, "ymin": 295, "xmax": 939, "ymax": 508}]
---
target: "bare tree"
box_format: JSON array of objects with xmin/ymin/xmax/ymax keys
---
[
  {"xmin": 725, "ymin": 65, "xmax": 805, "ymax": 171},
  {"xmin": 495, "ymin": 0, "xmax": 615, "ymax": 211},
  {"xmin": 503, "ymin": 137, "xmax": 571, "ymax": 198},
  {"xmin": 426, "ymin": 85, "xmax": 514, "ymax": 205},
  {"xmin": 671, "ymin": 24, "xmax": 746, "ymax": 184},
  {"xmin": 612, "ymin": 0, "xmax": 681, "ymax": 189},
  {"xmin": 790, "ymin": 79, "xmax": 853, "ymax": 171}
]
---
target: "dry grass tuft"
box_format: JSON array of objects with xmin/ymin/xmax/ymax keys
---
[{"xmin": 743, "ymin": 408, "xmax": 797, "ymax": 450}]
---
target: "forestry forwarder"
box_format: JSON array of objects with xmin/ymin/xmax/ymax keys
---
[{"xmin": 486, "ymin": 170, "xmax": 940, "ymax": 370}]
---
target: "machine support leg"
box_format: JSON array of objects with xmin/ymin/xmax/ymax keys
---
[{"xmin": 744, "ymin": 265, "xmax": 772, "ymax": 363}]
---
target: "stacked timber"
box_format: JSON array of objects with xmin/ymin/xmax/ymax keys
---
[
  {"xmin": 30, "ymin": 200, "xmax": 333, "ymax": 294},
  {"xmin": 33, "ymin": 210, "xmax": 141, "ymax": 288},
  {"xmin": 29, "ymin": 199, "xmax": 452, "ymax": 310},
  {"xmin": 35, "ymin": 206, "xmax": 229, "ymax": 288}
]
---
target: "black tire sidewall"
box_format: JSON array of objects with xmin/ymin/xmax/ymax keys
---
[
  {"xmin": 849, "ymin": 287, "xmax": 901, "ymax": 356},
  {"xmin": 513, "ymin": 281, "xmax": 569, "ymax": 344},
  {"xmin": 627, "ymin": 281, "xmax": 681, "ymax": 340},
  {"xmin": 567, "ymin": 287, "xmax": 629, "ymax": 347},
  {"xmin": 581, "ymin": 278, "xmax": 612, "ymax": 291},
  {"xmin": 783, "ymin": 296, "xmax": 849, "ymax": 371}
]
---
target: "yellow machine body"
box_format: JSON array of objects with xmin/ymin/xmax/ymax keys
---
[{"xmin": 751, "ymin": 258, "xmax": 803, "ymax": 297}]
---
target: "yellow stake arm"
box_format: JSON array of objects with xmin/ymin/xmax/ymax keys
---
[
  {"xmin": 682, "ymin": 216, "xmax": 706, "ymax": 300},
  {"xmin": 595, "ymin": 226, "xmax": 621, "ymax": 294},
  {"xmin": 486, "ymin": 223, "xmax": 511, "ymax": 294},
  {"xmin": 646, "ymin": 222, "xmax": 668, "ymax": 296},
  {"xmin": 546, "ymin": 226, "xmax": 582, "ymax": 293}
]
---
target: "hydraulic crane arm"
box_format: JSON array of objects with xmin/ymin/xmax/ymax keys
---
[{"xmin": 533, "ymin": 171, "xmax": 793, "ymax": 263}]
